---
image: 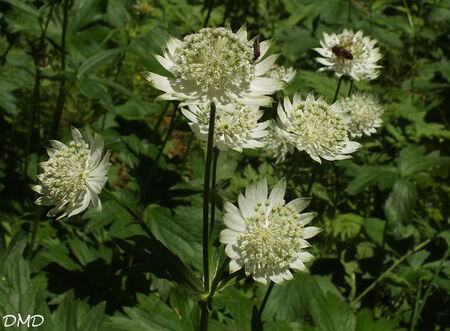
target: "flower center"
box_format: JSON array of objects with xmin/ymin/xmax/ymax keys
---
[
  {"xmin": 173, "ymin": 27, "xmax": 255, "ymax": 93},
  {"xmin": 41, "ymin": 141, "xmax": 93, "ymax": 204},
  {"xmin": 290, "ymin": 100, "xmax": 348, "ymax": 152},
  {"xmin": 238, "ymin": 200, "xmax": 305, "ymax": 270}
]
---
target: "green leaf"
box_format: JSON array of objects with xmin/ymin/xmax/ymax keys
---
[
  {"xmin": 105, "ymin": 294, "xmax": 184, "ymax": 331},
  {"xmin": 355, "ymin": 309, "xmax": 397, "ymax": 331},
  {"xmin": 330, "ymin": 214, "xmax": 365, "ymax": 241},
  {"xmin": 79, "ymin": 48, "xmax": 124, "ymax": 76},
  {"xmin": 397, "ymin": 145, "xmax": 450, "ymax": 178},
  {"xmin": 384, "ymin": 178, "xmax": 418, "ymax": 225},
  {"xmin": 347, "ymin": 166, "xmax": 397, "ymax": 195},
  {"xmin": 364, "ymin": 218, "xmax": 386, "ymax": 246}
]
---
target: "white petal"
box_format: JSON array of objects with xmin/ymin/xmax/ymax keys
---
[
  {"xmin": 303, "ymin": 226, "xmax": 321, "ymax": 239},
  {"xmin": 286, "ymin": 198, "xmax": 311, "ymax": 213},
  {"xmin": 269, "ymin": 179, "xmax": 286, "ymax": 207},
  {"xmin": 297, "ymin": 212, "xmax": 316, "ymax": 226},
  {"xmin": 229, "ymin": 258, "xmax": 243, "ymax": 273},
  {"xmin": 219, "ymin": 229, "xmax": 240, "ymax": 244},
  {"xmin": 255, "ymin": 54, "xmax": 279, "ymax": 76}
]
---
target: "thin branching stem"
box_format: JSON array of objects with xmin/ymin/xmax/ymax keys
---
[
  {"xmin": 155, "ymin": 106, "xmax": 178, "ymax": 164},
  {"xmin": 332, "ymin": 76, "xmax": 344, "ymax": 103},
  {"xmin": 353, "ymin": 238, "xmax": 431, "ymax": 305},
  {"xmin": 348, "ymin": 79, "xmax": 354, "ymax": 97},
  {"xmin": 258, "ymin": 281, "xmax": 275, "ymax": 316}
]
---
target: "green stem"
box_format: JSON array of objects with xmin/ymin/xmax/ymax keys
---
[
  {"xmin": 209, "ymin": 149, "xmax": 219, "ymax": 236},
  {"xmin": 203, "ymin": 102, "xmax": 216, "ymax": 293},
  {"xmin": 200, "ymin": 301, "xmax": 209, "ymax": 331},
  {"xmin": 155, "ymin": 106, "xmax": 177, "ymax": 164},
  {"xmin": 24, "ymin": 2, "xmax": 56, "ymax": 175},
  {"xmin": 102, "ymin": 188, "xmax": 154, "ymax": 239},
  {"xmin": 258, "ymin": 282, "xmax": 275, "ymax": 316},
  {"xmin": 410, "ymin": 277, "xmax": 423, "ymax": 331},
  {"xmin": 410, "ymin": 248, "xmax": 450, "ymax": 331},
  {"xmin": 332, "ymin": 76, "xmax": 344, "ymax": 103},
  {"xmin": 26, "ymin": 206, "xmax": 42, "ymax": 259},
  {"xmin": 50, "ymin": 0, "xmax": 70, "ymax": 138},
  {"xmin": 305, "ymin": 166, "xmax": 317, "ymax": 196},
  {"xmin": 347, "ymin": 79, "xmax": 354, "ymax": 97},
  {"xmin": 353, "ymin": 238, "xmax": 431, "ymax": 305},
  {"xmin": 201, "ymin": 101, "xmax": 216, "ymax": 330}
]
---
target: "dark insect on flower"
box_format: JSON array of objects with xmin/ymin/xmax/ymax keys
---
[
  {"xmin": 252, "ymin": 37, "xmax": 260, "ymax": 61},
  {"xmin": 331, "ymin": 43, "xmax": 353, "ymax": 60}
]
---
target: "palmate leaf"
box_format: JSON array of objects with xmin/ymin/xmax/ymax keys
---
[
  {"xmin": 347, "ymin": 165, "xmax": 397, "ymax": 195},
  {"xmin": 330, "ymin": 213, "xmax": 365, "ymax": 241},
  {"xmin": 397, "ymin": 145, "xmax": 450, "ymax": 178}
]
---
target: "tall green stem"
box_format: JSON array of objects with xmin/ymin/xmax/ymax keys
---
[
  {"xmin": 209, "ymin": 149, "xmax": 219, "ymax": 236},
  {"xmin": 50, "ymin": 0, "xmax": 70, "ymax": 138},
  {"xmin": 201, "ymin": 102, "xmax": 216, "ymax": 331},
  {"xmin": 332, "ymin": 76, "xmax": 344, "ymax": 103}
]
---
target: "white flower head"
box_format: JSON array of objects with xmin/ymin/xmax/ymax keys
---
[
  {"xmin": 278, "ymin": 92, "xmax": 360, "ymax": 163},
  {"xmin": 220, "ymin": 178, "xmax": 320, "ymax": 284},
  {"xmin": 33, "ymin": 127, "xmax": 111, "ymax": 219},
  {"xmin": 333, "ymin": 92, "xmax": 384, "ymax": 137},
  {"xmin": 181, "ymin": 102, "xmax": 269, "ymax": 152},
  {"xmin": 264, "ymin": 120, "xmax": 295, "ymax": 163},
  {"xmin": 314, "ymin": 29, "xmax": 382, "ymax": 81},
  {"xmin": 264, "ymin": 65, "xmax": 296, "ymax": 83},
  {"xmin": 141, "ymin": 26, "xmax": 285, "ymax": 106}
]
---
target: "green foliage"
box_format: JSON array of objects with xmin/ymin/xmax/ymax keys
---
[{"xmin": 0, "ymin": 0, "xmax": 449, "ymax": 330}]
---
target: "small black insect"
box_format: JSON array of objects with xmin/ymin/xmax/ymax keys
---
[
  {"xmin": 331, "ymin": 43, "xmax": 353, "ymax": 60},
  {"xmin": 252, "ymin": 37, "xmax": 260, "ymax": 61}
]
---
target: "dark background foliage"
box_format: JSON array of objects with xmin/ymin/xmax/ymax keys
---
[{"xmin": 0, "ymin": 0, "xmax": 449, "ymax": 330}]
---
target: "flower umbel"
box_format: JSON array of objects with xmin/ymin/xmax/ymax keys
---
[
  {"xmin": 277, "ymin": 92, "xmax": 360, "ymax": 163},
  {"xmin": 33, "ymin": 127, "xmax": 111, "ymax": 219},
  {"xmin": 141, "ymin": 26, "xmax": 284, "ymax": 106},
  {"xmin": 264, "ymin": 65, "xmax": 296, "ymax": 83},
  {"xmin": 333, "ymin": 92, "xmax": 384, "ymax": 137},
  {"xmin": 181, "ymin": 102, "xmax": 269, "ymax": 152},
  {"xmin": 314, "ymin": 29, "xmax": 382, "ymax": 81},
  {"xmin": 220, "ymin": 178, "xmax": 320, "ymax": 284}
]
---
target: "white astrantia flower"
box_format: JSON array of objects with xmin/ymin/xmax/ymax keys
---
[
  {"xmin": 314, "ymin": 29, "xmax": 382, "ymax": 81},
  {"xmin": 181, "ymin": 102, "xmax": 269, "ymax": 152},
  {"xmin": 33, "ymin": 127, "xmax": 111, "ymax": 219},
  {"xmin": 278, "ymin": 92, "xmax": 360, "ymax": 163},
  {"xmin": 333, "ymin": 92, "xmax": 384, "ymax": 137},
  {"xmin": 141, "ymin": 26, "xmax": 285, "ymax": 106},
  {"xmin": 220, "ymin": 178, "xmax": 320, "ymax": 284},
  {"xmin": 264, "ymin": 120, "xmax": 295, "ymax": 163},
  {"xmin": 264, "ymin": 65, "xmax": 296, "ymax": 83}
]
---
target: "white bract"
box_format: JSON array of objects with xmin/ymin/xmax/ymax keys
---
[
  {"xmin": 141, "ymin": 26, "xmax": 285, "ymax": 106},
  {"xmin": 333, "ymin": 92, "xmax": 384, "ymax": 137},
  {"xmin": 264, "ymin": 120, "xmax": 295, "ymax": 163},
  {"xmin": 314, "ymin": 29, "xmax": 382, "ymax": 81},
  {"xmin": 220, "ymin": 178, "xmax": 320, "ymax": 284},
  {"xmin": 33, "ymin": 127, "xmax": 111, "ymax": 219},
  {"xmin": 181, "ymin": 102, "xmax": 269, "ymax": 152},
  {"xmin": 277, "ymin": 92, "xmax": 360, "ymax": 163}
]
